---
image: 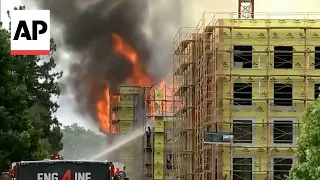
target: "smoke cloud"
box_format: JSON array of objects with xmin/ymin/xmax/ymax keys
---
[{"xmin": 29, "ymin": 0, "xmax": 182, "ymax": 121}]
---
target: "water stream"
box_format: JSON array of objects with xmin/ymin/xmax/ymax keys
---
[{"xmin": 90, "ymin": 128, "xmax": 145, "ymax": 160}]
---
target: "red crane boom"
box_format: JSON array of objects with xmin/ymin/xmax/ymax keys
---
[{"xmin": 238, "ymin": 0, "xmax": 255, "ymax": 18}]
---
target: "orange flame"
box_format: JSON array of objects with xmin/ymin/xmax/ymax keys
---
[
  {"xmin": 95, "ymin": 33, "xmax": 175, "ymax": 133},
  {"xmin": 112, "ymin": 33, "xmax": 152, "ymax": 86},
  {"xmin": 96, "ymin": 88, "xmax": 119, "ymax": 133},
  {"xmin": 96, "ymin": 33, "xmax": 156, "ymax": 133},
  {"xmin": 96, "ymin": 87, "xmax": 111, "ymax": 133},
  {"xmin": 158, "ymin": 80, "xmax": 166, "ymax": 90}
]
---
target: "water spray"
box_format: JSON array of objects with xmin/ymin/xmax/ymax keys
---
[{"xmin": 90, "ymin": 128, "xmax": 145, "ymax": 160}]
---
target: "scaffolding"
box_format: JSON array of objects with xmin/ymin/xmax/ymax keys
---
[
  {"xmin": 194, "ymin": 12, "xmax": 218, "ymax": 180},
  {"xmin": 144, "ymin": 85, "xmax": 174, "ymax": 180},
  {"xmin": 173, "ymin": 27, "xmax": 197, "ymax": 180},
  {"xmin": 173, "ymin": 12, "xmax": 320, "ymax": 180}
]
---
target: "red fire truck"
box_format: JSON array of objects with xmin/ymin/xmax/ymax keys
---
[{"xmin": 0, "ymin": 155, "xmax": 128, "ymax": 180}]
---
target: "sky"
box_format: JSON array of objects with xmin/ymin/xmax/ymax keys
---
[{"xmin": 1, "ymin": 0, "xmax": 320, "ymax": 130}]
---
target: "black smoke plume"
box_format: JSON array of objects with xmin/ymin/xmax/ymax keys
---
[
  {"xmin": 32, "ymin": 0, "xmax": 154, "ymax": 119},
  {"xmin": 29, "ymin": 0, "xmax": 181, "ymax": 128}
]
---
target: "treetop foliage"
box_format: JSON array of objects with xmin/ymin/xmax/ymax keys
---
[
  {"xmin": 290, "ymin": 99, "xmax": 320, "ymax": 180},
  {"xmin": 61, "ymin": 123, "xmax": 106, "ymax": 160}
]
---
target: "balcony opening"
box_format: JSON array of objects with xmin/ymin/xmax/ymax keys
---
[
  {"xmin": 274, "ymin": 83, "xmax": 292, "ymax": 106},
  {"xmin": 315, "ymin": 46, "xmax": 320, "ymax": 69},
  {"xmin": 273, "ymin": 158, "xmax": 293, "ymax": 180},
  {"xmin": 166, "ymin": 153, "xmax": 173, "ymax": 169},
  {"xmin": 274, "ymin": 46, "xmax": 293, "ymax": 69},
  {"xmin": 234, "ymin": 46, "xmax": 252, "ymax": 68},
  {"xmin": 214, "ymin": 158, "xmax": 217, "ymax": 180},
  {"xmin": 233, "ymin": 83, "xmax": 252, "ymax": 105},
  {"xmin": 232, "ymin": 119, "xmax": 253, "ymax": 143},
  {"xmin": 315, "ymin": 84, "xmax": 320, "ymax": 99},
  {"xmin": 233, "ymin": 158, "xmax": 252, "ymax": 180},
  {"xmin": 273, "ymin": 120, "xmax": 293, "ymax": 144},
  {"xmin": 146, "ymin": 127, "xmax": 152, "ymax": 148}
]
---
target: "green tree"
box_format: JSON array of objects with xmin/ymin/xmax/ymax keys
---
[
  {"xmin": 289, "ymin": 99, "xmax": 320, "ymax": 180},
  {"xmin": 18, "ymin": 38, "xmax": 63, "ymax": 154},
  {"xmin": 61, "ymin": 123, "xmax": 106, "ymax": 159},
  {"xmin": 0, "ymin": 7, "xmax": 63, "ymax": 171},
  {"xmin": 8, "ymin": 6, "xmax": 63, "ymax": 154},
  {"xmin": 0, "ymin": 28, "xmax": 47, "ymax": 171}
]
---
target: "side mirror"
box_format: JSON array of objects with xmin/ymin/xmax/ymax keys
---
[{"xmin": 116, "ymin": 171, "xmax": 126, "ymax": 180}]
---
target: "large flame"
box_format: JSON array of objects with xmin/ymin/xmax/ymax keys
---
[
  {"xmin": 112, "ymin": 33, "xmax": 152, "ymax": 86},
  {"xmin": 96, "ymin": 33, "xmax": 154, "ymax": 133},
  {"xmin": 96, "ymin": 87, "xmax": 111, "ymax": 133}
]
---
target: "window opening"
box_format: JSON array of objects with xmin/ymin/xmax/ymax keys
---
[
  {"xmin": 232, "ymin": 119, "xmax": 253, "ymax": 143},
  {"xmin": 273, "ymin": 158, "xmax": 293, "ymax": 180},
  {"xmin": 166, "ymin": 153, "xmax": 173, "ymax": 169},
  {"xmin": 214, "ymin": 158, "xmax": 217, "ymax": 180},
  {"xmin": 273, "ymin": 120, "xmax": 293, "ymax": 144},
  {"xmin": 233, "ymin": 83, "xmax": 252, "ymax": 105},
  {"xmin": 274, "ymin": 46, "xmax": 293, "ymax": 69},
  {"xmin": 183, "ymin": 132, "xmax": 187, "ymax": 151},
  {"xmin": 234, "ymin": 46, "xmax": 252, "ymax": 68},
  {"xmin": 315, "ymin": 46, "xmax": 320, "ymax": 69},
  {"xmin": 314, "ymin": 83, "xmax": 320, "ymax": 99},
  {"xmin": 146, "ymin": 127, "xmax": 152, "ymax": 148},
  {"xmin": 274, "ymin": 83, "xmax": 292, "ymax": 106},
  {"xmin": 233, "ymin": 158, "xmax": 252, "ymax": 180}
]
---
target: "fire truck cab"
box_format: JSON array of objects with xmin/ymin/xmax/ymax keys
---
[{"xmin": 0, "ymin": 155, "xmax": 129, "ymax": 180}]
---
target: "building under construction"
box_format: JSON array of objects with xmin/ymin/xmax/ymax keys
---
[
  {"xmin": 110, "ymin": 85, "xmax": 174, "ymax": 180},
  {"xmin": 144, "ymin": 85, "xmax": 174, "ymax": 180},
  {"xmin": 109, "ymin": 86, "xmax": 145, "ymax": 180},
  {"xmin": 173, "ymin": 12, "xmax": 320, "ymax": 180}
]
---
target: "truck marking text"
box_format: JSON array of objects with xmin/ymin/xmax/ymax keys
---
[
  {"xmin": 75, "ymin": 172, "xmax": 91, "ymax": 180},
  {"xmin": 37, "ymin": 172, "xmax": 91, "ymax": 180},
  {"xmin": 37, "ymin": 173, "xmax": 58, "ymax": 180}
]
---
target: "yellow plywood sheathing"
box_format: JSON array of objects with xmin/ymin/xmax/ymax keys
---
[
  {"xmin": 120, "ymin": 86, "xmax": 141, "ymax": 94},
  {"xmin": 144, "ymin": 85, "xmax": 174, "ymax": 180},
  {"xmin": 119, "ymin": 121, "xmax": 133, "ymax": 133},
  {"xmin": 173, "ymin": 12, "xmax": 320, "ymax": 180},
  {"xmin": 118, "ymin": 108, "xmax": 134, "ymax": 120},
  {"xmin": 118, "ymin": 86, "xmax": 139, "ymax": 178},
  {"xmin": 120, "ymin": 94, "xmax": 135, "ymax": 107},
  {"xmin": 154, "ymin": 115, "xmax": 165, "ymax": 179},
  {"xmin": 154, "ymin": 120, "xmax": 165, "ymax": 132}
]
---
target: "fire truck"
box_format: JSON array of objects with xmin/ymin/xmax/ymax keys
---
[{"xmin": 0, "ymin": 155, "xmax": 128, "ymax": 180}]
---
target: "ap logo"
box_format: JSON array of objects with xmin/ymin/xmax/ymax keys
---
[{"xmin": 10, "ymin": 10, "xmax": 50, "ymax": 55}]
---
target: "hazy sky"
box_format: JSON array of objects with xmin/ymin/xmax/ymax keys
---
[{"xmin": 1, "ymin": 0, "xmax": 319, "ymax": 130}]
